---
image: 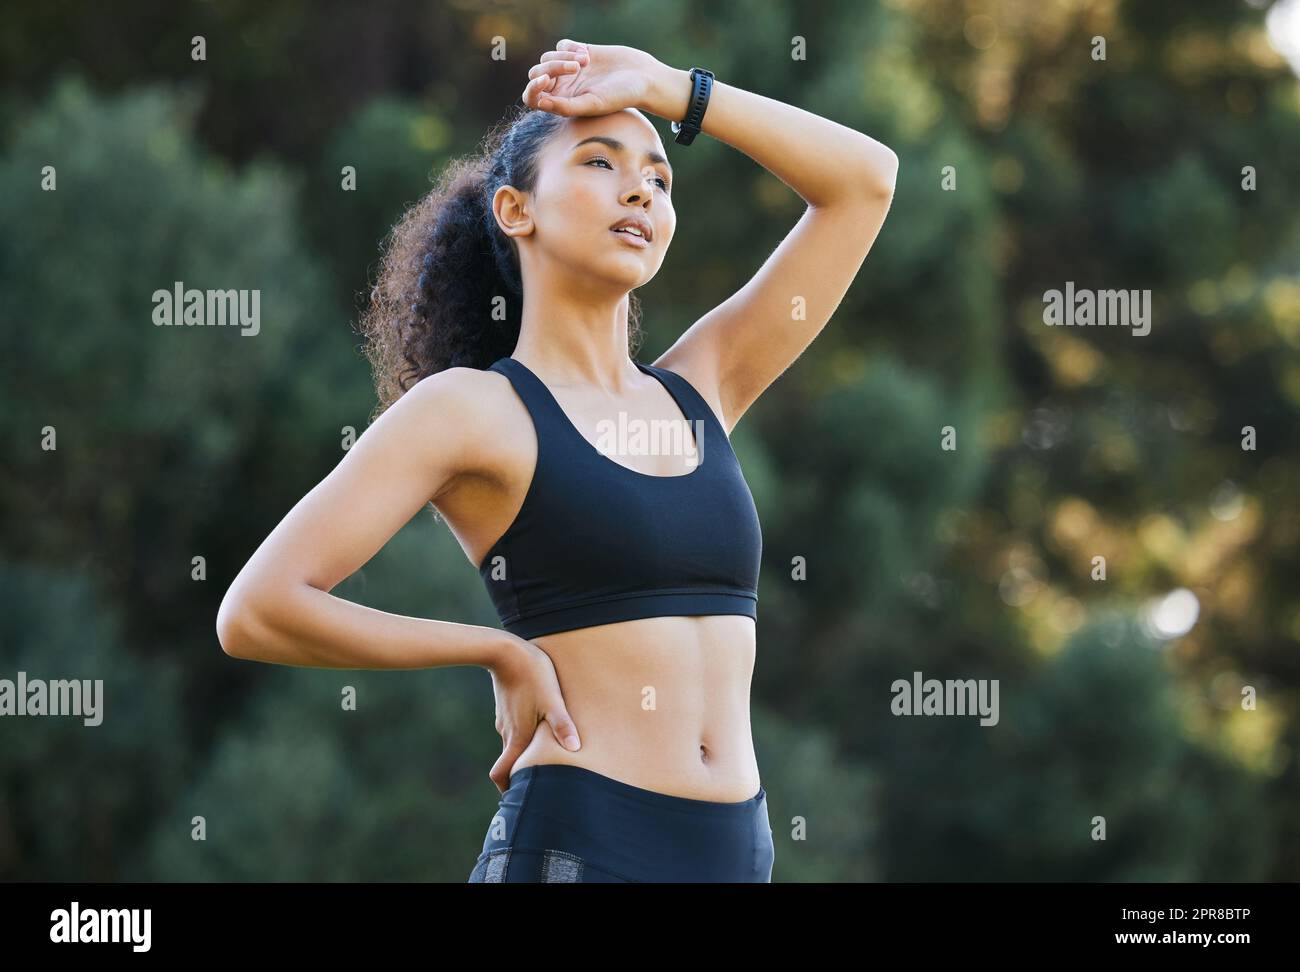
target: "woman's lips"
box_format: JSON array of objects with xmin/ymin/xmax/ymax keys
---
[{"xmin": 611, "ymin": 228, "xmax": 650, "ymax": 248}]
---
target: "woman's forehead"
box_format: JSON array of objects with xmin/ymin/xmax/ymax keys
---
[{"xmin": 556, "ymin": 111, "xmax": 666, "ymax": 160}]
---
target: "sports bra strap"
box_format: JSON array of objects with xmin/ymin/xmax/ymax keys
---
[
  {"xmin": 487, "ymin": 356, "xmax": 575, "ymax": 433},
  {"xmin": 634, "ymin": 361, "xmax": 719, "ymax": 436},
  {"xmin": 490, "ymin": 355, "xmax": 719, "ymax": 436}
]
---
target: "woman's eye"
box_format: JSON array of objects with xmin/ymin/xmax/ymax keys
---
[{"xmin": 586, "ymin": 156, "xmax": 670, "ymax": 192}]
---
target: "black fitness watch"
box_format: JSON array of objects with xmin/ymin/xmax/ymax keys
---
[{"xmin": 671, "ymin": 67, "xmax": 714, "ymax": 146}]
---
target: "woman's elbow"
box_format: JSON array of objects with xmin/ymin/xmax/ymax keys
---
[
  {"xmin": 850, "ymin": 135, "xmax": 898, "ymax": 199},
  {"xmin": 216, "ymin": 592, "xmax": 260, "ymax": 660},
  {"xmin": 871, "ymin": 147, "xmax": 899, "ymax": 199}
]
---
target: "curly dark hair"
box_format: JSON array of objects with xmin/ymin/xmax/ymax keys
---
[{"xmin": 359, "ymin": 104, "xmax": 646, "ymax": 417}]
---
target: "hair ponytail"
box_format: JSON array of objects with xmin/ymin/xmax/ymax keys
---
[{"xmin": 359, "ymin": 105, "xmax": 645, "ymax": 418}]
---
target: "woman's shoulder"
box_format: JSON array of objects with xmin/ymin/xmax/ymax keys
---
[
  {"xmin": 405, "ymin": 364, "xmax": 512, "ymax": 416},
  {"xmin": 398, "ymin": 364, "xmax": 535, "ymax": 477}
]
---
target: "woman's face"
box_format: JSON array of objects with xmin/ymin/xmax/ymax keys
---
[{"xmin": 501, "ymin": 109, "xmax": 676, "ymax": 292}]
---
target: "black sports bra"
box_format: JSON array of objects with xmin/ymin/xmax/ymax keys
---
[{"xmin": 477, "ymin": 355, "xmax": 762, "ymax": 639}]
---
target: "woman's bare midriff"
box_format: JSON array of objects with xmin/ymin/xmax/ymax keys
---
[{"xmin": 507, "ymin": 612, "xmax": 761, "ymax": 803}]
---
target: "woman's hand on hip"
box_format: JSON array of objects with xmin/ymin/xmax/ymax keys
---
[
  {"xmin": 521, "ymin": 39, "xmax": 659, "ymax": 117},
  {"xmin": 485, "ymin": 635, "xmax": 582, "ymax": 794}
]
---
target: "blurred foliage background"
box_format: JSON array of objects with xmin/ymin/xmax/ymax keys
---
[{"xmin": 2, "ymin": 0, "xmax": 1298, "ymax": 882}]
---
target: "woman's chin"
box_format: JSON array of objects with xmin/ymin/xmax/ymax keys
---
[{"xmin": 593, "ymin": 255, "xmax": 657, "ymax": 288}]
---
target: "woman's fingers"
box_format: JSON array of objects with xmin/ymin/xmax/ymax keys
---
[
  {"xmin": 527, "ymin": 58, "xmax": 581, "ymax": 80},
  {"xmin": 543, "ymin": 702, "xmax": 581, "ymax": 752},
  {"xmin": 538, "ymin": 48, "xmax": 587, "ymax": 66},
  {"xmin": 489, "ymin": 734, "xmax": 531, "ymax": 795},
  {"xmin": 536, "ymin": 90, "xmax": 602, "ymax": 117},
  {"xmin": 521, "ymin": 42, "xmax": 591, "ymax": 110},
  {"xmin": 555, "ymin": 38, "xmax": 589, "ymax": 59},
  {"xmin": 522, "ymin": 73, "xmax": 556, "ymax": 109},
  {"xmin": 523, "ymin": 60, "xmax": 589, "ymax": 111}
]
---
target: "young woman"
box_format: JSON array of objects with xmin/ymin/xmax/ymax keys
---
[{"xmin": 216, "ymin": 39, "xmax": 896, "ymax": 883}]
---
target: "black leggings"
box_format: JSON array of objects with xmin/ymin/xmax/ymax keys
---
[{"xmin": 467, "ymin": 763, "xmax": 774, "ymax": 883}]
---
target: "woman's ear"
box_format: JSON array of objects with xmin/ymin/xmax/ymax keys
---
[{"xmin": 492, "ymin": 185, "xmax": 534, "ymax": 239}]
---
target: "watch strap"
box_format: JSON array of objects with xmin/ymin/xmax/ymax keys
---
[{"xmin": 671, "ymin": 67, "xmax": 714, "ymax": 146}]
